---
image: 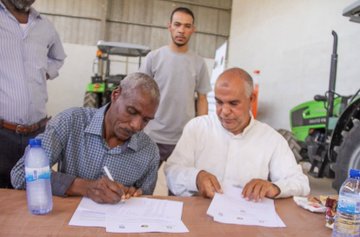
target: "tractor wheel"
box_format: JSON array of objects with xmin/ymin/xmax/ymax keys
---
[
  {"xmin": 333, "ymin": 119, "xmax": 360, "ymax": 191},
  {"xmin": 277, "ymin": 129, "xmax": 303, "ymax": 162},
  {"xmin": 83, "ymin": 92, "xmax": 99, "ymax": 108}
]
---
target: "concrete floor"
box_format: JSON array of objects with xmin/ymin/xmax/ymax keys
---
[
  {"xmin": 302, "ymin": 162, "xmax": 338, "ymax": 197},
  {"xmin": 153, "ymin": 163, "xmax": 338, "ymax": 197},
  {"xmin": 307, "ymin": 175, "xmax": 338, "ymax": 196}
]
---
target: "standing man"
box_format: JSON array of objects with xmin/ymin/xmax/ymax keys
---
[
  {"xmin": 0, "ymin": 0, "xmax": 66, "ymax": 188},
  {"xmin": 140, "ymin": 7, "xmax": 211, "ymax": 166}
]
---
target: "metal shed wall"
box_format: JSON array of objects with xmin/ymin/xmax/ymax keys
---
[{"xmin": 34, "ymin": 0, "xmax": 231, "ymax": 58}]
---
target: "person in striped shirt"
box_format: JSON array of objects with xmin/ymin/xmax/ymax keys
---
[{"xmin": 0, "ymin": 0, "xmax": 66, "ymax": 188}]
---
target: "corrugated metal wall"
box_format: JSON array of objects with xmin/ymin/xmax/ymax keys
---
[{"xmin": 34, "ymin": 0, "xmax": 231, "ymax": 58}]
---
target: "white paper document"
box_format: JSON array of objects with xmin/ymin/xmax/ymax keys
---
[
  {"xmin": 106, "ymin": 216, "xmax": 187, "ymax": 233},
  {"xmin": 207, "ymin": 184, "xmax": 286, "ymax": 227},
  {"xmin": 69, "ymin": 197, "xmax": 188, "ymax": 233}
]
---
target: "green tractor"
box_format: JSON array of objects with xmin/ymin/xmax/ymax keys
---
[
  {"xmin": 83, "ymin": 40, "xmax": 150, "ymax": 108},
  {"xmin": 286, "ymin": 29, "xmax": 360, "ymax": 191}
]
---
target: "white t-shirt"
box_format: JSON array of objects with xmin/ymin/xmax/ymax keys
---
[
  {"xmin": 164, "ymin": 114, "xmax": 310, "ymax": 198},
  {"xmin": 140, "ymin": 46, "xmax": 211, "ymax": 144}
]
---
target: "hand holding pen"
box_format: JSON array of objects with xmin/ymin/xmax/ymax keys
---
[
  {"xmin": 65, "ymin": 174, "xmax": 127, "ymax": 204},
  {"xmin": 102, "ymin": 166, "xmax": 126, "ymax": 202},
  {"xmin": 103, "ymin": 166, "xmax": 142, "ymax": 201}
]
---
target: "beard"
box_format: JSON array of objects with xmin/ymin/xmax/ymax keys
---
[
  {"xmin": 171, "ymin": 35, "xmax": 189, "ymax": 47},
  {"xmin": 174, "ymin": 41, "xmax": 186, "ymax": 47},
  {"xmin": 8, "ymin": 0, "xmax": 35, "ymax": 11}
]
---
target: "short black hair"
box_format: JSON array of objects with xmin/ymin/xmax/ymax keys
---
[{"xmin": 170, "ymin": 7, "xmax": 195, "ymax": 24}]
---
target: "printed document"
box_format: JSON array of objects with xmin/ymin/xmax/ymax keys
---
[
  {"xmin": 69, "ymin": 197, "xmax": 188, "ymax": 233},
  {"xmin": 207, "ymin": 184, "xmax": 286, "ymax": 227}
]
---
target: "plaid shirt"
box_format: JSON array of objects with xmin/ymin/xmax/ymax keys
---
[{"xmin": 11, "ymin": 105, "xmax": 160, "ymax": 196}]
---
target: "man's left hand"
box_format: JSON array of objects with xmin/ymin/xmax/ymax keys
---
[{"xmin": 242, "ymin": 179, "xmax": 280, "ymax": 202}]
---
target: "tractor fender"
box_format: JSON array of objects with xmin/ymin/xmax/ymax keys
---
[{"xmin": 329, "ymin": 97, "xmax": 360, "ymax": 162}]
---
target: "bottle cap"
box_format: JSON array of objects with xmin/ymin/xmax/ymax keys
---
[
  {"xmin": 349, "ymin": 169, "xmax": 360, "ymax": 179},
  {"xmin": 29, "ymin": 139, "xmax": 42, "ymax": 147}
]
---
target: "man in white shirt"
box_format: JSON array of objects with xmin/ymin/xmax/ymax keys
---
[{"xmin": 165, "ymin": 67, "xmax": 310, "ymax": 201}]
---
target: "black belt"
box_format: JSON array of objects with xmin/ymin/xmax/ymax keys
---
[{"xmin": 0, "ymin": 117, "xmax": 50, "ymax": 134}]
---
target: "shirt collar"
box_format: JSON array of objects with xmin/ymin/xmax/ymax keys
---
[
  {"xmin": 84, "ymin": 104, "xmax": 141, "ymax": 152},
  {"xmin": 28, "ymin": 6, "xmax": 41, "ymax": 20},
  {"xmin": 219, "ymin": 113, "xmax": 256, "ymax": 138},
  {"xmin": 242, "ymin": 113, "xmax": 255, "ymax": 135},
  {"xmin": 84, "ymin": 105, "xmax": 107, "ymax": 136}
]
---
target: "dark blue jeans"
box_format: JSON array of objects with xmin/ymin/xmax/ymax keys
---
[
  {"xmin": 0, "ymin": 127, "xmax": 44, "ymax": 188},
  {"xmin": 156, "ymin": 143, "xmax": 176, "ymax": 169}
]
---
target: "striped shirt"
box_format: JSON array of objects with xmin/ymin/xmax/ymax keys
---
[
  {"xmin": 0, "ymin": 3, "xmax": 66, "ymax": 125},
  {"xmin": 11, "ymin": 105, "xmax": 160, "ymax": 196}
]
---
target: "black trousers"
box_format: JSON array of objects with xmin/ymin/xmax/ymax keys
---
[
  {"xmin": 0, "ymin": 127, "xmax": 44, "ymax": 188},
  {"xmin": 156, "ymin": 143, "xmax": 176, "ymax": 169}
]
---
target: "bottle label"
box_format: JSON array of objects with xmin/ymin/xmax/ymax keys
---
[
  {"xmin": 337, "ymin": 194, "xmax": 360, "ymax": 214},
  {"xmin": 25, "ymin": 166, "xmax": 51, "ymax": 182}
]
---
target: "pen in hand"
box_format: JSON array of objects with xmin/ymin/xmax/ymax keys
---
[
  {"xmin": 103, "ymin": 166, "xmax": 125, "ymax": 202},
  {"xmin": 103, "ymin": 166, "xmax": 114, "ymax": 181}
]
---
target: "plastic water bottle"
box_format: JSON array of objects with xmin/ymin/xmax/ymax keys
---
[
  {"xmin": 25, "ymin": 138, "xmax": 53, "ymax": 215},
  {"xmin": 332, "ymin": 169, "xmax": 360, "ymax": 237}
]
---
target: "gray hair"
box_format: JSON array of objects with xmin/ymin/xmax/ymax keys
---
[
  {"xmin": 218, "ymin": 67, "xmax": 254, "ymax": 98},
  {"xmin": 120, "ymin": 72, "xmax": 160, "ymax": 103},
  {"xmin": 241, "ymin": 70, "xmax": 254, "ymax": 98}
]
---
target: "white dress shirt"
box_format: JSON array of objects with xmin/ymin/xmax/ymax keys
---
[{"xmin": 165, "ymin": 114, "xmax": 310, "ymax": 198}]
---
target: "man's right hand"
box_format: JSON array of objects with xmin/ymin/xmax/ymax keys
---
[
  {"xmin": 196, "ymin": 170, "xmax": 223, "ymax": 198},
  {"xmin": 66, "ymin": 177, "xmax": 127, "ymax": 204}
]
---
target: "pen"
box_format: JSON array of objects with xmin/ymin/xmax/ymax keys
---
[
  {"xmin": 103, "ymin": 166, "xmax": 114, "ymax": 181},
  {"xmin": 103, "ymin": 166, "xmax": 126, "ymax": 203}
]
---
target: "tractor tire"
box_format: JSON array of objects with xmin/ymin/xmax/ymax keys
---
[
  {"xmin": 277, "ymin": 129, "xmax": 303, "ymax": 162},
  {"xmin": 333, "ymin": 119, "xmax": 360, "ymax": 191},
  {"xmin": 83, "ymin": 92, "xmax": 99, "ymax": 108}
]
